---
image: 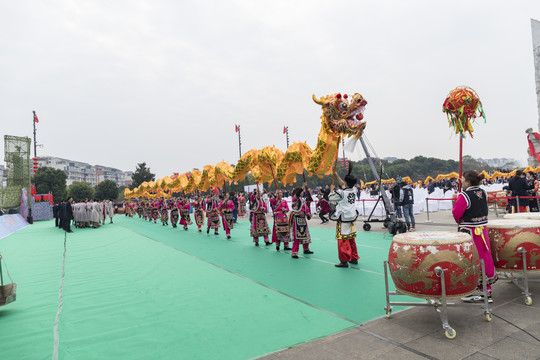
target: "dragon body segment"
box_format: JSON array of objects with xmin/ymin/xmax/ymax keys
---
[{"xmin": 126, "ymin": 93, "xmax": 367, "ymax": 198}]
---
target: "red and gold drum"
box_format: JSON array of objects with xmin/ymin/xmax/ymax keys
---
[
  {"xmin": 487, "ymin": 191, "xmax": 498, "ymax": 205},
  {"xmin": 487, "ymin": 219, "xmax": 540, "ymax": 272},
  {"xmin": 503, "ymin": 213, "xmax": 540, "ymax": 220},
  {"xmin": 388, "ymin": 231, "xmax": 480, "ymax": 299},
  {"xmin": 495, "ymin": 192, "xmax": 508, "ymax": 208}
]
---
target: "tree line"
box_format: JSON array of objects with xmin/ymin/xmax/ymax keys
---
[{"xmin": 34, "ymin": 155, "xmax": 518, "ymax": 203}]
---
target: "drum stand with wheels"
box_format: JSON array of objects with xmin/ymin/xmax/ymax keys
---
[
  {"xmin": 499, "ymin": 247, "xmax": 534, "ymax": 306},
  {"xmin": 383, "ymin": 259, "xmax": 492, "ymax": 339}
]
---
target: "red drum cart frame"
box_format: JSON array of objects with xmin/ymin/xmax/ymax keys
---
[{"xmin": 383, "ymin": 231, "xmax": 492, "ymax": 339}]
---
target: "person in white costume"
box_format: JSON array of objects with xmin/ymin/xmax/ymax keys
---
[{"xmin": 330, "ymin": 165, "xmax": 360, "ymax": 268}]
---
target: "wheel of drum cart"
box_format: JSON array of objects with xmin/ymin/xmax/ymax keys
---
[
  {"xmin": 525, "ymin": 296, "xmax": 533, "ymax": 306},
  {"xmin": 445, "ymin": 328, "xmax": 456, "ymax": 339},
  {"xmin": 383, "ymin": 219, "xmax": 390, "ymax": 228},
  {"xmin": 363, "ymin": 223, "xmax": 371, "ymax": 231},
  {"xmin": 484, "ymin": 312, "xmax": 492, "ymax": 322}
]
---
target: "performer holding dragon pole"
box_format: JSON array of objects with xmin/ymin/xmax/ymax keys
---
[
  {"xmin": 160, "ymin": 199, "xmax": 169, "ymax": 226},
  {"xmin": 193, "ymin": 196, "xmax": 205, "ymax": 232},
  {"xmin": 330, "ymin": 165, "xmax": 360, "ymax": 268},
  {"xmin": 170, "ymin": 199, "xmax": 179, "ymax": 228},
  {"xmin": 206, "ymin": 194, "xmax": 221, "ymax": 235},
  {"xmin": 179, "ymin": 196, "xmax": 193, "ymax": 230},
  {"xmin": 220, "ymin": 192, "xmax": 235, "ymax": 239},
  {"xmin": 250, "ymin": 188, "xmax": 271, "ymax": 246},
  {"xmin": 289, "ymin": 183, "xmax": 314, "ymax": 259},
  {"xmin": 238, "ymin": 192, "xmax": 246, "ymax": 217},
  {"xmin": 270, "ymin": 189, "xmax": 291, "ymax": 251}
]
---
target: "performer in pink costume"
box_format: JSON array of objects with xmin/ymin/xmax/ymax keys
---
[
  {"xmin": 170, "ymin": 199, "xmax": 179, "ymax": 228},
  {"xmin": 206, "ymin": 195, "xmax": 221, "ymax": 235},
  {"xmin": 160, "ymin": 199, "xmax": 169, "ymax": 226},
  {"xmin": 179, "ymin": 197, "xmax": 192, "ymax": 230},
  {"xmin": 453, "ymin": 170, "xmax": 497, "ymax": 303},
  {"xmin": 220, "ymin": 192, "xmax": 235, "ymax": 239},
  {"xmin": 289, "ymin": 184, "xmax": 313, "ymax": 259},
  {"xmin": 238, "ymin": 193, "xmax": 246, "ymax": 216},
  {"xmin": 193, "ymin": 196, "xmax": 205, "ymax": 232},
  {"xmin": 250, "ymin": 190, "xmax": 271, "ymax": 246},
  {"xmin": 151, "ymin": 201, "xmax": 159, "ymax": 223},
  {"xmin": 270, "ymin": 190, "xmax": 291, "ymax": 251}
]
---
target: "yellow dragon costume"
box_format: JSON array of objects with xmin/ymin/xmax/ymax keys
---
[{"xmin": 125, "ymin": 92, "xmax": 367, "ymax": 198}]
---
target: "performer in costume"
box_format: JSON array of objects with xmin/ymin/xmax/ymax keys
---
[
  {"xmin": 206, "ymin": 195, "xmax": 221, "ymax": 235},
  {"xmin": 453, "ymin": 170, "xmax": 497, "ymax": 303},
  {"xmin": 161, "ymin": 199, "xmax": 169, "ymax": 226},
  {"xmin": 193, "ymin": 196, "xmax": 205, "ymax": 232},
  {"xmin": 238, "ymin": 193, "xmax": 246, "ymax": 216},
  {"xmin": 220, "ymin": 192, "xmax": 235, "ymax": 239},
  {"xmin": 270, "ymin": 189, "xmax": 291, "ymax": 251},
  {"xmin": 317, "ymin": 196, "xmax": 331, "ymax": 224},
  {"xmin": 250, "ymin": 189, "xmax": 271, "ymax": 246},
  {"xmin": 170, "ymin": 199, "xmax": 179, "ymax": 228},
  {"xmin": 151, "ymin": 201, "xmax": 159, "ymax": 223},
  {"xmin": 289, "ymin": 184, "xmax": 313, "ymax": 258},
  {"xmin": 330, "ymin": 166, "xmax": 360, "ymax": 268},
  {"xmin": 179, "ymin": 197, "xmax": 193, "ymax": 230},
  {"xmin": 137, "ymin": 201, "xmax": 143, "ymax": 218}
]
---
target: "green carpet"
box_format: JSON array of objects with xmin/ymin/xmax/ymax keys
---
[{"xmin": 0, "ymin": 216, "xmax": 417, "ymax": 359}]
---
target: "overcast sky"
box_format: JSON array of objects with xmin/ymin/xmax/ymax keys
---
[{"xmin": 2, "ymin": 0, "xmax": 540, "ymax": 178}]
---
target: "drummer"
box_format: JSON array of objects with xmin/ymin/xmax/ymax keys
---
[{"xmin": 452, "ymin": 170, "xmax": 497, "ymax": 303}]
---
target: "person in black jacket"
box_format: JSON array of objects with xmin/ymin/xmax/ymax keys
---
[
  {"xmin": 508, "ymin": 170, "xmax": 531, "ymax": 212},
  {"xmin": 53, "ymin": 202, "xmax": 60, "ymax": 227},
  {"xmin": 58, "ymin": 199, "xmax": 66, "ymax": 230},
  {"xmin": 62, "ymin": 197, "xmax": 74, "ymax": 233}
]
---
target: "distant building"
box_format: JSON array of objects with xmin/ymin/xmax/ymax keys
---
[
  {"xmin": 36, "ymin": 156, "xmax": 132, "ymax": 187},
  {"xmin": 383, "ymin": 157, "xmax": 398, "ymax": 163},
  {"xmin": 0, "ymin": 165, "xmax": 7, "ymax": 187},
  {"xmin": 475, "ymin": 157, "xmax": 517, "ymax": 168}
]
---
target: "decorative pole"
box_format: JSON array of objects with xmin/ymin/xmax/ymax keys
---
[
  {"xmin": 235, "ymin": 124, "xmax": 242, "ymax": 158},
  {"xmin": 284, "ymin": 126, "xmax": 289, "ymax": 148},
  {"xmin": 32, "ymin": 111, "xmax": 38, "ymax": 158},
  {"xmin": 442, "ymin": 86, "xmax": 486, "ymax": 191}
]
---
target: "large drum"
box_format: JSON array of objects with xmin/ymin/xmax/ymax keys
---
[
  {"xmin": 503, "ymin": 212, "xmax": 540, "ymax": 220},
  {"xmin": 495, "ymin": 192, "xmax": 508, "ymax": 208},
  {"xmin": 487, "ymin": 191, "xmax": 498, "ymax": 205},
  {"xmin": 388, "ymin": 231, "xmax": 480, "ymax": 299},
  {"xmin": 487, "ymin": 219, "xmax": 540, "ymax": 272}
]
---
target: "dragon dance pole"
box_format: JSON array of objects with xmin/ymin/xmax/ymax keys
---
[{"xmin": 458, "ymin": 136, "xmax": 463, "ymax": 192}]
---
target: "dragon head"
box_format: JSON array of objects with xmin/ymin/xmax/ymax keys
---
[{"xmin": 313, "ymin": 92, "xmax": 367, "ymax": 138}]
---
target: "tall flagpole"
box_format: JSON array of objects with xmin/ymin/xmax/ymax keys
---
[
  {"xmin": 33, "ymin": 111, "xmax": 37, "ymax": 158},
  {"xmin": 237, "ymin": 125, "xmax": 242, "ymax": 158},
  {"xmin": 284, "ymin": 126, "xmax": 289, "ymax": 149}
]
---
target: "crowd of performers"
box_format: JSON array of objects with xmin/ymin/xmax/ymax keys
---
[
  {"xmin": 123, "ymin": 182, "xmax": 348, "ymax": 260},
  {"xmin": 71, "ymin": 199, "xmax": 115, "ymax": 228}
]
